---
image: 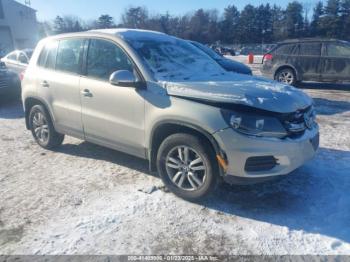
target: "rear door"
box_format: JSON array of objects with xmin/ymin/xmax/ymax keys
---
[
  {"xmin": 295, "ymin": 42, "xmax": 322, "ymax": 81},
  {"xmin": 36, "ymin": 38, "xmax": 85, "ymax": 138},
  {"xmin": 321, "ymin": 42, "xmax": 350, "ymax": 82}
]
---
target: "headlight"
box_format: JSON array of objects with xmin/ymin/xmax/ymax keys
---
[{"xmin": 221, "ymin": 110, "xmax": 287, "ymax": 138}]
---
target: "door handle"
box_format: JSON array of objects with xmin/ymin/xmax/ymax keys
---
[
  {"xmin": 41, "ymin": 81, "xmax": 49, "ymax": 87},
  {"xmin": 81, "ymin": 89, "xmax": 93, "ymax": 97}
]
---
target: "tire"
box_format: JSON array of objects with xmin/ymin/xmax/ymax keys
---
[
  {"xmin": 156, "ymin": 133, "xmax": 218, "ymax": 201},
  {"xmin": 275, "ymin": 68, "xmax": 297, "ymax": 86},
  {"xmin": 29, "ymin": 105, "xmax": 64, "ymax": 149}
]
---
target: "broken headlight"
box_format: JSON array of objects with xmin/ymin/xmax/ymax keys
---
[{"xmin": 221, "ymin": 110, "xmax": 288, "ymax": 138}]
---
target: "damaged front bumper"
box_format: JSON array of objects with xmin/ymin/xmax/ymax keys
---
[{"xmin": 213, "ymin": 125, "xmax": 319, "ymax": 184}]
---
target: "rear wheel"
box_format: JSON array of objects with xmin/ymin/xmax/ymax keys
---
[
  {"xmin": 29, "ymin": 105, "xmax": 64, "ymax": 149},
  {"xmin": 157, "ymin": 133, "xmax": 218, "ymax": 201},
  {"xmin": 275, "ymin": 68, "xmax": 297, "ymax": 86}
]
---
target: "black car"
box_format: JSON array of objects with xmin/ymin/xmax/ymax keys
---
[
  {"xmin": 261, "ymin": 39, "xmax": 350, "ymax": 85},
  {"xmin": 190, "ymin": 41, "xmax": 252, "ymax": 75},
  {"xmin": 0, "ymin": 61, "xmax": 21, "ymax": 98}
]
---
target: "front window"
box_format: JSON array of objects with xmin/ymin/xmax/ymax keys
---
[
  {"xmin": 86, "ymin": 39, "xmax": 134, "ymax": 81},
  {"xmin": 127, "ymin": 37, "xmax": 226, "ymax": 81},
  {"xmin": 18, "ymin": 52, "xmax": 28, "ymax": 64}
]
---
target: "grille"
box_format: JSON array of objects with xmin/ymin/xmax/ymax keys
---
[{"xmin": 245, "ymin": 156, "xmax": 278, "ymax": 172}]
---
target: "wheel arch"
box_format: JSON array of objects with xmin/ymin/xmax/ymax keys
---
[
  {"xmin": 24, "ymin": 97, "xmax": 55, "ymax": 130},
  {"xmin": 148, "ymin": 120, "xmax": 223, "ymax": 174},
  {"xmin": 274, "ymin": 65, "xmax": 300, "ymax": 82}
]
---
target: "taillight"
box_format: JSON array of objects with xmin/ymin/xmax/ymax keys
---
[
  {"xmin": 20, "ymin": 71, "xmax": 25, "ymax": 81},
  {"xmin": 263, "ymin": 53, "xmax": 273, "ymax": 63}
]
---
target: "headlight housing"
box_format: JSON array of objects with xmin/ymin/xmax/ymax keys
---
[{"xmin": 221, "ymin": 109, "xmax": 288, "ymax": 138}]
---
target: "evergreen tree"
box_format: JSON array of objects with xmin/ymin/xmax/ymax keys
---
[
  {"xmin": 284, "ymin": 1, "xmax": 304, "ymax": 39},
  {"xmin": 310, "ymin": 1, "xmax": 324, "ymax": 37},
  {"xmin": 220, "ymin": 5, "xmax": 239, "ymax": 44},
  {"xmin": 95, "ymin": 14, "xmax": 115, "ymax": 29}
]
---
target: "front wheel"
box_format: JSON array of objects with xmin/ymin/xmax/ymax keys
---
[
  {"xmin": 157, "ymin": 133, "xmax": 218, "ymax": 201},
  {"xmin": 275, "ymin": 68, "xmax": 297, "ymax": 86},
  {"xmin": 29, "ymin": 105, "xmax": 64, "ymax": 149}
]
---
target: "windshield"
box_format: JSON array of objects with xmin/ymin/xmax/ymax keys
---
[
  {"xmin": 191, "ymin": 42, "xmax": 223, "ymax": 60},
  {"xmin": 127, "ymin": 37, "xmax": 226, "ymax": 81}
]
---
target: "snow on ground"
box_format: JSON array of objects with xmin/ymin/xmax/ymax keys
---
[{"xmin": 0, "ymin": 83, "xmax": 350, "ymax": 255}]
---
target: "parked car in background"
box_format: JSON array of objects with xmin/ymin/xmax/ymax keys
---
[
  {"xmin": 0, "ymin": 61, "xmax": 21, "ymax": 98},
  {"xmin": 190, "ymin": 41, "xmax": 252, "ymax": 75},
  {"xmin": 22, "ymin": 30, "xmax": 319, "ymax": 200},
  {"xmin": 261, "ymin": 39, "xmax": 350, "ymax": 85},
  {"xmin": 1, "ymin": 49, "xmax": 33, "ymax": 75}
]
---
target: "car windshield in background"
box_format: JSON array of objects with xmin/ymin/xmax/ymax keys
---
[
  {"xmin": 192, "ymin": 42, "xmax": 223, "ymax": 60},
  {"xmin": 127, "ymin": 37, "xmax": 226, "ymax": 81}
]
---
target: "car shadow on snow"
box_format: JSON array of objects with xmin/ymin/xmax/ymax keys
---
[
  {"xmin": 56, "ymin": 141, "xmax": 151, "ymax": 176},
  {"xmin": 200, "ymin": 147, "xmax": 350, "ymax": 243}
]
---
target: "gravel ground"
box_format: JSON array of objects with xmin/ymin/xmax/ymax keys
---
[{"xmin": 0, "ymin": 81, "xmax": 349, "ymax": 255}]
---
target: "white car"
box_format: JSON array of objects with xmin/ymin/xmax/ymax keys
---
[{"xmin": 1, "ymin": 49, "xmax": 33, "ymax": 75}]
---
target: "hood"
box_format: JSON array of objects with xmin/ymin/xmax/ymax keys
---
[
  {"xmin": 218, "ymin": 58, "xmax": 252, "ymax": 75},
  {"xmin": 165, "ymin": 74, "xmax": 313, "ymax": 113}
]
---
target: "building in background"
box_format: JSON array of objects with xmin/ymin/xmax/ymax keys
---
[{"xmin": 0, "ymin": 0, "xmax": 38, "ymax": 57}]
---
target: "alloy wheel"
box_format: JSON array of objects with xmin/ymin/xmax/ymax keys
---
[
  {"xmin": 278, "ymin": 71, "xmax": 294, "ymax": 84},
  {"xmin": 32, "ymin": 111, "xmax": 49, "ymax": 144},
  {"xmin": 165, "ymin": 146, "xmax": 207, "ymax": 191}
]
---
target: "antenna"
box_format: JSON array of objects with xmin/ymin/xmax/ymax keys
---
[{"xmin": 24, "ymin": 0, "xmax": 31, "ymax": 6}]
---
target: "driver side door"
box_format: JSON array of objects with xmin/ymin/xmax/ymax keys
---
[{"xmin": 80, "ymin": 38, "xmax": 146, "ymax": 158}]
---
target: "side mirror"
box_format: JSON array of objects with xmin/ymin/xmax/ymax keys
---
[{"xmin": 109, "ymin": 70, "xmax": 136, "ymax": 87}]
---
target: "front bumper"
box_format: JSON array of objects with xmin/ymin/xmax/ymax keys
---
[{"xmin": 213, "ymin": 126, "xmax": 319, "ymax": 181}]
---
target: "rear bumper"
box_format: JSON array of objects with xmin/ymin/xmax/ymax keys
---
[
  {"xmin": 260, "ymin": 66, "xmax": 274, "ymax": 80},
  {"xmin": 213, "ymin": 126, "xmax": 319, "ymax": 182}
]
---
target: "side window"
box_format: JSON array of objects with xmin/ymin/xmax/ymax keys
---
[
  {"xmin": 37, "ymin": 41, "xmax": 59, "ymax": 70},
  {"xmin": 276, "ymin": 44, "xmax": 296, "ymax": 55},
  {"xmin": 56, "ymin": 39, "xmax": 83, "ymax": 74},
  {"xmin": 86, "ymin": 39, "xmax": 134, "ymax": 81},
  {"xmin": 327, "ymin": 43, "xmax": 350, "ymax": 57},
  {"xmin": 7, "ymin": 52, "xmax": 17, "ymax": 61},
  {"xmin": 299, "ymin": 43, "xmax": 322, "ymax": 56},
  {"xmin": 18, "ymin": 52, "xmax": 28, "ymax": 64}
]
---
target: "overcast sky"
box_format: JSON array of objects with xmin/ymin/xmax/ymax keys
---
[{"xmin": 27, "ymin": 0, "xmax": 321, "ymax": 22}]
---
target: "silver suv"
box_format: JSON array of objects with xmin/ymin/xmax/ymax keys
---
[{"xmin": 22, "ymin": 29, "xmax": 319, "ymax": 200}]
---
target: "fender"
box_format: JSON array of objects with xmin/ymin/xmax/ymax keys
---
[
  {"xmin": 148, "ymin": 119, "xmax": 226, "ymax": 175},
  {"xmin": 24, "ymin": 96, "xmax": 56, "ymax": 130},
  {"xmin": 274, "ymin": 64, "xmax": 301, "ymax": 82}
]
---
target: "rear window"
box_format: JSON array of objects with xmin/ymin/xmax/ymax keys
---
[
  {"xmin": 275, "ymin": 44, "xmax": 296, "ymax": 55},
  {"xmin": 56, "ymin": 39, "xmax": 84, "ymax": 74},
  {"xmin": 37, "ymin": 41, "xmax": 59, "ymax": 70},
  {"xmin": 299, "ymin": 43, "xmax": 322, "ymax": 56},
  {"xmin": 7, "ymin": 52, "xmax": 17, "ymax": 61}
]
